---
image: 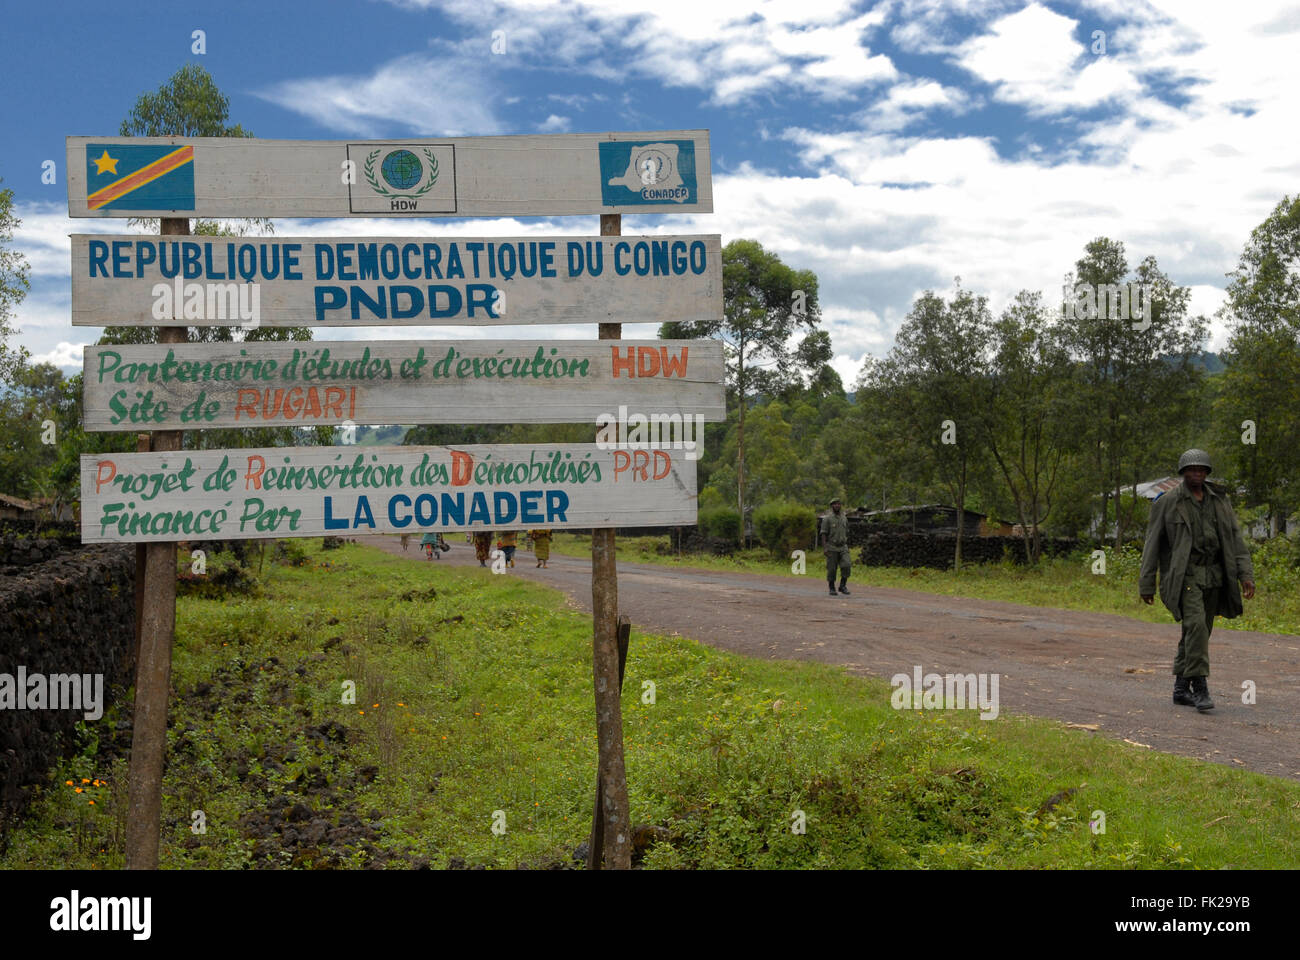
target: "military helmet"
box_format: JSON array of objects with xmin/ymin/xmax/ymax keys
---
[
  {"xmin": 829, "ymin": 495, "xmax": 842, "ymax": 504},
  {"xmin": 1177, "ymin": 449, "xmax": 1212, "ymax": 474}
]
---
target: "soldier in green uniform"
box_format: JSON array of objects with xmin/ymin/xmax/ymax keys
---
[
  {"xmin": 821, "ymin": 496, "xmax": 851, "ymax": 596},
  {"xmin": 1138, "ymin": 449, "xmax": 1255, "ymax": 712}
]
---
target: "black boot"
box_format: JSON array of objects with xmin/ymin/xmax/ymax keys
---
[
  {"xmin": 838, "ymin": 578, "xmax": 850, "ymax": 595},
  {"xmin": 1173, "ymin": 676, "xmax": 1195, "ymax": 706},
  {"xmin": 1190, "ymin": 676, "xmax": 1215, "ymax": 712},
  {"xmin": 828, "ymin": 579, "xmax": 837, "ymax": 596}
]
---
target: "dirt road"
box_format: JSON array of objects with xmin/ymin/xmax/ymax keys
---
[{"xmin": 367, "ymin": 536, "xmax": 1300, "ymax": 781}]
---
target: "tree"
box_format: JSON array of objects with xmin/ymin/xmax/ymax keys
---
[
  {"xmin": 104, "ymin": 66, "xmax": 321, "ymax": 451},
  {"xmin": 977, "ymin": 290, "xmax": 1073, "ymax": 561},
  {"xmin": 0, "ymin": 177, "xmax": 31, "ymax": 388},
  {"xmin": 719, "ymin": 400, "xmax": 799, "ymax": 504},
  {"xmin": 119, "ymin": 63, "xmax": 270, "ymax": 239},
  {"xmin": 1214, "ymin": 195, "xmax": 1300, "ymax": 533},
  {"xmin": 0, "ymin": 363, "xmax": 64, "ymax": 498},
  {"xmin": 1055, "ymin": 239, "xmax": 1206, "ymax": 547},
  {"xmin": 661, "ymin": 239, "xmax": 820, "ymax": 540},
  {"xmin": 861, "ymin": 283, "xmax": 991, "ymax": 570}
]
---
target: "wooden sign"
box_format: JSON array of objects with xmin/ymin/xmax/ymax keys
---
[
  {"xmin": 66, "ymin": 132, "xmax": 712, "ymax": 218},
  {"xmin": 82, "ymin": 339, "xmax": 725, "ymax": 430},
  {"xmin": 80, "ymin": 444, "xmax": 697, "ymax": 543},
  {"xmin": 70, "ymin": 234, "xmax": 722, "ymax": 326}
]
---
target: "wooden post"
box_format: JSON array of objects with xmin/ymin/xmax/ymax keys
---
[
  {"xmin": 125, "ymin": 216, "xmax": 187, "ymax": 870},
  {"xmin": 132, "ymin": 433, "xmax": 149, "ymax": 669},
  {"xmin": 587, "ymin": 212, "xmax": 632, "ymax": 870},
  {"xmin": 588, "ymin": 615, "xmax": 632, "ymax": 868}
]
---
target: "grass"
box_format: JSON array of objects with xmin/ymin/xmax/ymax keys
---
[
  {"xmin": 547, "ymin": 533, "xmax": 1300, "ymax": 637},
  {"xmin": 3, "ymin": 539, "xmax": 1298, "ymax": 869}
]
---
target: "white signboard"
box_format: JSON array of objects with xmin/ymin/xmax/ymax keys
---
[
  {"xmin": 66, "ymin": 131, "xmax": 712, "ymax": 218},
  {"xmin": 80, "ymin": 444, "xmax": 697, "ymax": 543},
  {"xmin": 82, "ymin": 339, "xmax": 725, "ymax": 431},
  {"xmin": 70, "ymin": 234, "xmax": 722, "ymax": 326}
]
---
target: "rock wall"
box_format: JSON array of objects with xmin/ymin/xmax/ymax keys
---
[
  {"xmin": 0, "ymin": 537, "xmax": 136, "ymax": 836},
  {"xmin": 856, "ymin": 532, "xmax": 1081, "ymax": 569}
]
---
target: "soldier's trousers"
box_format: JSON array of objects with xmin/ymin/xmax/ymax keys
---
[
  {"xmin": 825, "ymin": 547, "xmax": 851, "ymax": 583},
  {"xmin": 1175, "ymin": 583, "xmax": 1220, "ymax": 678}
]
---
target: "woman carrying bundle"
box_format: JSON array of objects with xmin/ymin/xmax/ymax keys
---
[{"xmin": 530, "ymin": 529, "xmax": 553, "ymax": 568}]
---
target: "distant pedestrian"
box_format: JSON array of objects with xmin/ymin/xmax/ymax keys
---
[
  {"xmin": 498, "ymin": 530, "xmax": 518, "ymax": 568},
  {"xmin": 400, "ymin": 533, "xmax": 411, "ymax": 551},
  {"xmin": 1139, "ymin": 449, "xmax": 1255, "ymax": 712},
  {"xmin": 820, "ymin": 495, "xmax": 851, "ymax": 596},
  {"xmin": 420, "ymin": 532, "xmax": 448, "ymax": 559},
  {"xmin": 473, "ymin": 531, "xmax": 493, "ymax": 567},
  {"xmin": 531, "ymin": 529, "xmax": 552, "ymax": 568}
]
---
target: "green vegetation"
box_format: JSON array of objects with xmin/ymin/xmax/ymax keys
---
[
  {"xmin": 6, "ymin": 541, "xmax": 1296, "ymax": 869},
  {"xmin": 753, "ymin": 499, "xmax": 816, "ymax": 557},
  {"xmin": 547, "ymin": 534, "xmax": 1300, "ymax": 637}
]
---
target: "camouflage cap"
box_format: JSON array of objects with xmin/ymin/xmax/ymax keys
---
[
  {"xmin": 1178, "ymin": 448, "xmax": 1213, "ymax": 474},
  {"xmin": 830, "ymin": 495, "xmax": 842, "ymax": 504}
]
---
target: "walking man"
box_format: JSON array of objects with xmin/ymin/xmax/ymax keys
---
[
  {"xmin": 1139, "ymin": 449, "xmax": 1255, "ymax": 712},
  {"xmin": 820, "ymin": 495, "xmax": 851, "ymax": 597}
]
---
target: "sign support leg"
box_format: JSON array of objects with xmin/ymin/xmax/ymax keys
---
[
  {"xmin": 588, "ymin": 615, "xmax": 631, "ymax": 868},
  {"xmin": 132, "ymin": 433, "xmax": 149, "ymax": 668},
  {"xmin": 124, "ymin": 216, "xmax": 188, "ymax": 870},
  {"xmin": 588, "ymin": 212, "xmax": 632, "ymax": 870}
]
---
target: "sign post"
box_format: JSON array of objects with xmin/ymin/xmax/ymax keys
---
[
  {"xmin": 589, "ymin": 212, "xmax": 632, "ymax": 869},
  {"xmin": 124, "ymin": 216, "xmax": 186, "ymax": 870}
]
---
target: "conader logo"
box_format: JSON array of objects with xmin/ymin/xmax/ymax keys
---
[
  {"xmin": 0, "ymin": 667, "xmax": 103, "ymax": 720},
  {"xmin": 890, "ymin": 665, "xmax": 1000, "ymax": 720},
  {"xmin": 49, "ymin": 890, "xmax": 151, "ymax": 940}
]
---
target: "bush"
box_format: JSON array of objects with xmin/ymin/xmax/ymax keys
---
[
  {"xmin": 753, "ymin": 500, "xmax": 816, "ymax": 557},
  {"xmin": 273, "ymin": 539, "xmax": 310, "ymax": 567},
  {"xmin": 699, "ymin": 506, "xmax": 741, "ymax": 546},
  {"xmin": 176, "ymin": 549, "xmax": 257, "ymax": 598}
]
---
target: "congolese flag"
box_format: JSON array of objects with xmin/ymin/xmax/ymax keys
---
[{"xmin": 85, "ymin": 143, "xmax": 196, "ymax": 212}]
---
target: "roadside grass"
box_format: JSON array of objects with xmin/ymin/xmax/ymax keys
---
[
  {"xmin": 547, "ymin": 534, "xmax": 1300, "ymax": 637},
  {"xmin": 4, "ymin": 540, "xmax": 1297, "ymax": 869}
]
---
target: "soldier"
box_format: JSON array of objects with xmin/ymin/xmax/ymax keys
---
[
  {"xmin": 1138, "ymin": 449, "xmax": 1255, "ymax": 713},
  {"xmin": 820, "ymin": 495, "xmax": 851, "ymax": 596}
]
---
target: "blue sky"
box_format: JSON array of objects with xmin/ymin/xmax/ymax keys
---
[{"xmin": 4, "ymin": 0, "xmax": 1299, "ymax": 383}]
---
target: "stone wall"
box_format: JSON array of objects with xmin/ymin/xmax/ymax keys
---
[
  {"xmin": 856, "ymin": 532, "xmax": 1081, "ymax": 569},
  {"xmin": 0, "ymin": 535, "xmax": 136, "ymax": 837}
]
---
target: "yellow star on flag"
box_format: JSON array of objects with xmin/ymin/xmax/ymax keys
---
[{"xmin": 92, "ymin": 150, "xmax": 118, "ymax": 175}]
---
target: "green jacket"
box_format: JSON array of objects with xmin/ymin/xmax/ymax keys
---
[
  {"xmin": 821, "ymin": 510, "xmax": 849, "ymax": 551},
  {"xmin": 1138, "ymin": 481, "xmax": 1253, "ymax": 622}
]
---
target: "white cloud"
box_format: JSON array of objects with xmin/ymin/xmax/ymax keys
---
[
  {"xmin": 536, "ymin": 114, "xmax": 572, "ymax": 132},
  {"xmin": 256, "ymin": 53, "xmax": 503, "ymax": 137},
  {"xmin": 31, "ymin": 341, "xmax": 88, "ymax": 371},
  {"xmin": 383, "ymin": 0, "xmax": 897, "ymax": 104},
  {"xmin": 863, "ymin": 79, "xmax": 972, "ymax": 131},
  {"xmin": 955, "ymin": 2, "xmax": 1141, "ymax": 114}
]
